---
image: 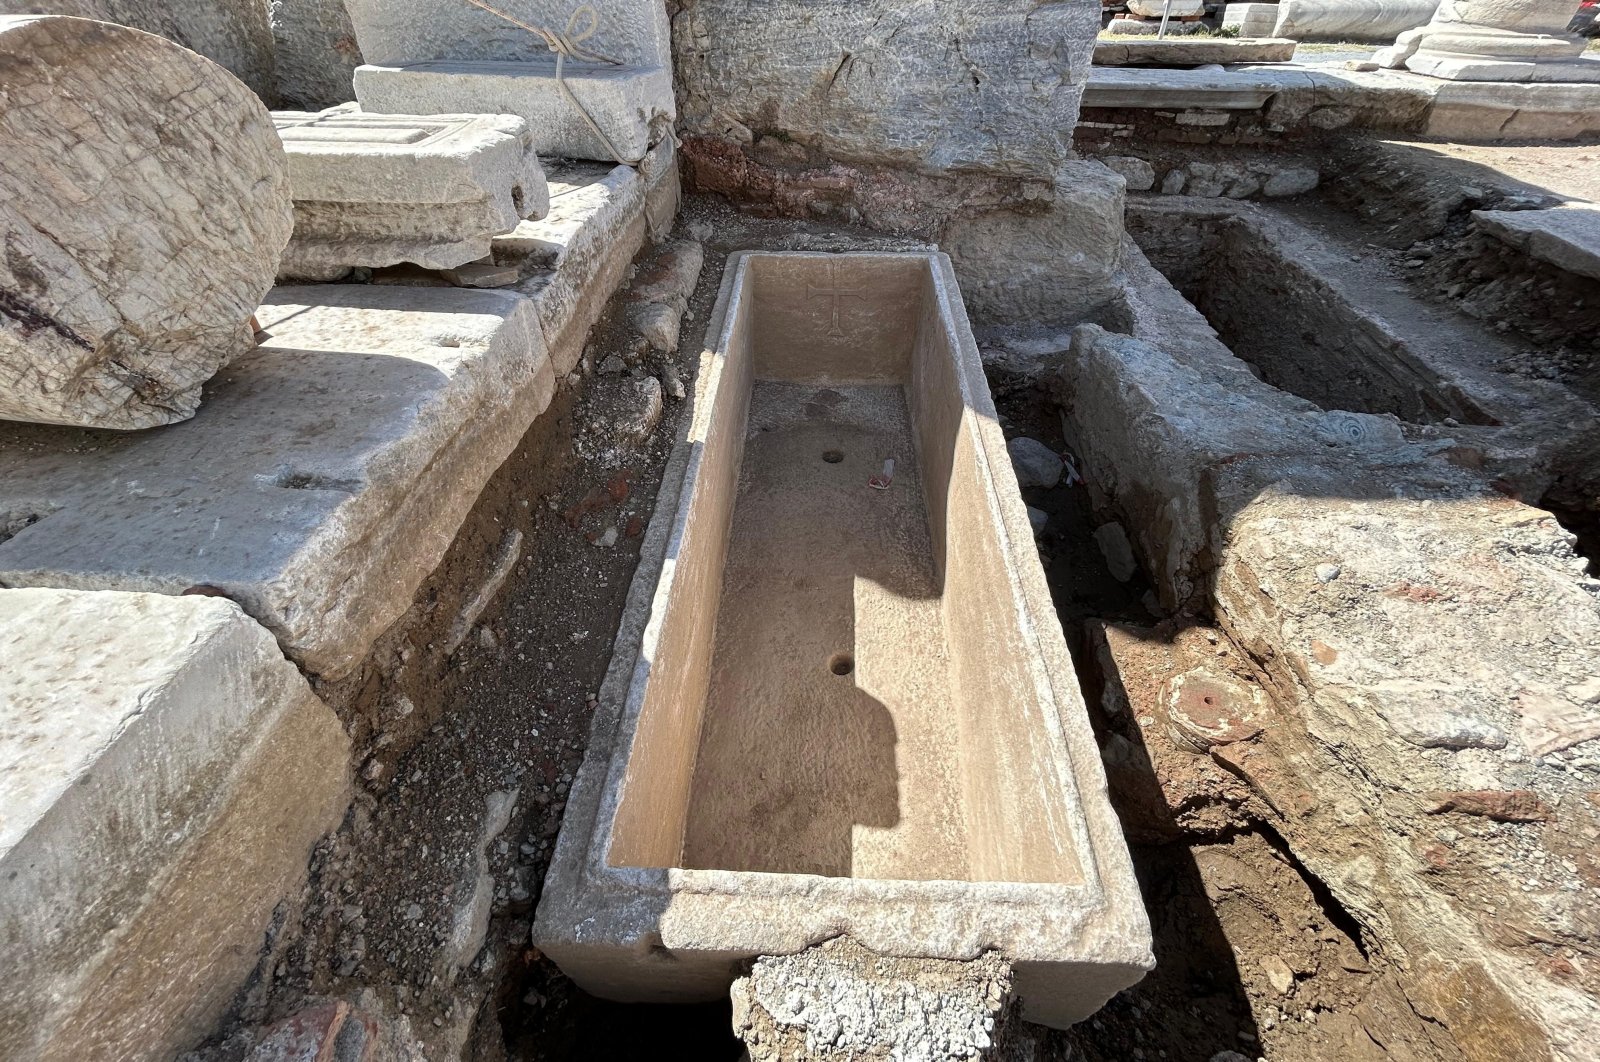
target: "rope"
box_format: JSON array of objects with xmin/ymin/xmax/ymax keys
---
[{"xmin": 459, "ymin": 0, "xmax": 637, "ymax": 165}]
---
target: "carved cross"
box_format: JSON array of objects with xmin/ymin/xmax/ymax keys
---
[{"xmin": 806, "ymin": 260, "xmax": 866, "ymax": 338}]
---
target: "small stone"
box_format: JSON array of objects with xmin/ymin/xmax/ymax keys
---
[
  {"xmin": 594, "ymin": 526, "xmax": 619, "ymax": 549},
  {"xmin": 663, "ymin": 363, "xmax": 687, "ymax": 400},
  {"xmin": 403, "ymin": 902, "xmax": 423, "ymax": 921},
  {"xmin": 1161, "ymin": 169, "xmax": 1187, "ymax": 196},
  {"xmin": 1315, "ymin": 563, "xmax": 1342, "ymax": 583},
  {"xmin": 1094, "ymin": 522, "xmax": 1138, "ymax": 582},
  {"xmin": 1027, "ymin": 506, "xmax": 1049, "ymax": 534},
  {"xmin": 1007, "ymin": 437, "xmax": 1062, "ymax": 490},
  {"xmin": 1261, "ymin": 955, "xmax": 1294, "ymax": 996},
  {"xmin": 598, "ymin": 354, "xmax": 628, "ymax": 375}
]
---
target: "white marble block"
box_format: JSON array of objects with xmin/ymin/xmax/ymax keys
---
[
  {"xmin": 274, "ymin": 105, "xmax": 550, "ymax": 277},
  {"xmin": 345, "ymin": 0, "xmax": 674, "ymax": 162}
]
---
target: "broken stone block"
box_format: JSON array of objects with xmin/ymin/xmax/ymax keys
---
[
  {"xmin": 1007, "ymin": 436, "xmax": 1064, "ymax": 490},
  {"xmin": 625, "ymin": 239, "xmax": 704, "ymax": 353},
  {"xmin": 732, "ymin": 938, "xmax": 1026, "ymax": 1061},
  {"xmin": 345, "ymin": 0, "xmax": 674, "ymax": 162},
  {"xmin": 0, "ymin": 588, "xmax": 349, "ymax": 1060},
  {"xmin": 0, "ymin": 14, "xmax": 292, "ymax": 429},
  {"xmin": 1473, "ymin": 205, "xmax": 1600, "ymax": 282},
  {"xmin": 535, "ymin": 252, "xmax": 1151, "ymax": 1029},
  {"xmin": 273, "ymin": 105, "xmax": 549, "ymax": 277}
]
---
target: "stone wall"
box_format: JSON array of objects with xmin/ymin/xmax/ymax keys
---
[
  {"xmin": 0, "ymin": 0, "xmax": 276, "ymax": 99},
  {"xmin": 673, "ymin": 0, "xmax": 1121, "ymax": 326}
]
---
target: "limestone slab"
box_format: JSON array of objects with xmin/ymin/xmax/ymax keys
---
[
  {"xmin": 502, "ymin": 137, "xmax": 678, "ymax": 373},
  {"xmin": 353, "ymin": 59, "xmax": 672, "ymax": 164},
  {"xmin": 0, "ymin": 14, "xmax": 292, "ymax": 430},
  {"xmin": 0, "ymin": 588, "xmax": 349, "ymax": 1060},
  {"xmin": 534, "ymin": 252, "xmax": 1151, "ymax": 1028},
  {"xmin": 273, "ymin": 105, "xmax": 549, "ymax": 275},
  {"xmin": 1222, "ymin": 3, "xmax": 1280, "ymax": 36},
  {"xmin": 1083, "ymin": 65, "xmax": 1295, "ymax": 108},
  {"xmin": 1426, "ymin": 80, "xmax": 1600, "ymax": 138},
  {"xmin": 1474, "ymin": 206, "xmax": 1600, "ymax": 281},
  {"xmin": 1094, "ymin": 37, "xmax": 1298, "ymax": 66},
  {"xmin": 0, "ymin": 286, "xmax": 551, "ymax": 680}
]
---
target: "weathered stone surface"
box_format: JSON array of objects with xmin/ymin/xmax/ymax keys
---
[
  {"xmin": 345, "ymin": 0, "xmax": 670, "ymax": 68},
  {"xmin": 1093, "ymin": 37, "xmax": 1298, "ymax": 66},
  {"xmin": 0, "ymin": 588, "xmax": 349, "ymax": 1060},
  {"xmin": 354, "ymin": 60, "xmax": 673, "ymax": 164},
  {"xmin": 0, "ymin": 14, "xmax": 293, "ymax": 430},
  {"xmin": 1126, "ymin": 0, "xmax": 1204, "ymax": 15},
  {"xmin": 944, "ymin": 158, "xmax": 1126, "ymax": 326},
  {"xmin": 1377, "ymin": 0, "xmax": 1600, "ymax": 82},
  {"xmin": 1007, "ymin": 436, "xmax": 1064, "ymax": 490},
  {"xmin": 1056, "ymin": 227, "xmax": 1600, "ymax": 1058},
  {"xmin": 732, "ymin": 938, "xmax": 1027, "ymax": 1061},
  {"xmin": 0, "ymin": 287, "xmax": 550, "ymax": 679},
  {"xmin": 673, "ymin": 0, "xmax": 1096, "ymax": 182},
  {"xmin": 273, "ymin": 105, "xmax": 549, "ymax": 276},
  {"xmin": 1474, "ymin": 205, "xmax": 1600, "ymax": 282},
  {"xmin": 0, "ymin": 147, "xmax": 667, "ymax": 679},
  {"xmin": 269, "ymin": 0, "xmax": 363, "ymax": 110},
  {"xmin": 1272, "ymin": 0, "xmax": 1440, "ymax": 42},
  {"xmin": 0, "ymin": 0, "xmax": 276, "ymax": 98},
  {"xmin": 345, "ymin": 0, "xmax": 673, "ymax": 162}
]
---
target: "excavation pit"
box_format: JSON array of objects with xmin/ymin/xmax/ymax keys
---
[
  {"xmin": 1126, "ymin": 203, "xmax": 1497, "ymax": 426},
  {"xmin": 534, "ymin": 251, "xmax": 1150, "ymax": 1028}
]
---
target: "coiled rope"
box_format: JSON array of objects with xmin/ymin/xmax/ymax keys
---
[{"xmin": 460, "ymin": 0, "xmax": 634, "ymax": 164}]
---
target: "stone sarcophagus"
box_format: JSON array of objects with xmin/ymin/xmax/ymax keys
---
[{"xmin": 533, "ymin": 252, "xmax": 1151, "ymax": 1027}]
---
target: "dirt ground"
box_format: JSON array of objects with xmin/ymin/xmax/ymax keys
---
[{"xmin": 1377, "ymin": 137, "xmax": 1600, "ymax": 204}]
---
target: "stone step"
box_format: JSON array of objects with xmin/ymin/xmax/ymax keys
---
[
  {"xmin": 273, "ymin": 104, "xmax": 550, "ymax": 277},
  {"xmin": 0, "ymin": 588, "xmax": 349, "ymax": 1060},
  {"xmin": 0, "ymin": 139, "xmax": 678, "ymax": 682},
  {"xmin": 353, "ymin": 59, "xmax": 672, "ymax": 164}
]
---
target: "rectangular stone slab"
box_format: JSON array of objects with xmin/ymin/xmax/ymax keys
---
[
  {"xmin": 0, "ymin": 589, "xmax": 349, "ymax": 1060},
  {"xmin": 354, "ymin": 59, "xmax": 672, "ymax": 164},
  {"xmin": 0, "ymin": 286, "xmax": 551, "ymax": 680},
  {"xmin": 273, "ymin": 104, "xmax": 549, "ymax": 274},
  {"xmin": 533, "ymin": 252, "xmax": 1151, "ymax": 1029}
]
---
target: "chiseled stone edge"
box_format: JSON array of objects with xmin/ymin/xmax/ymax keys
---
[{"xmin": 0, "ymin": 589, "xmax": 350, "ymax": 1060}]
